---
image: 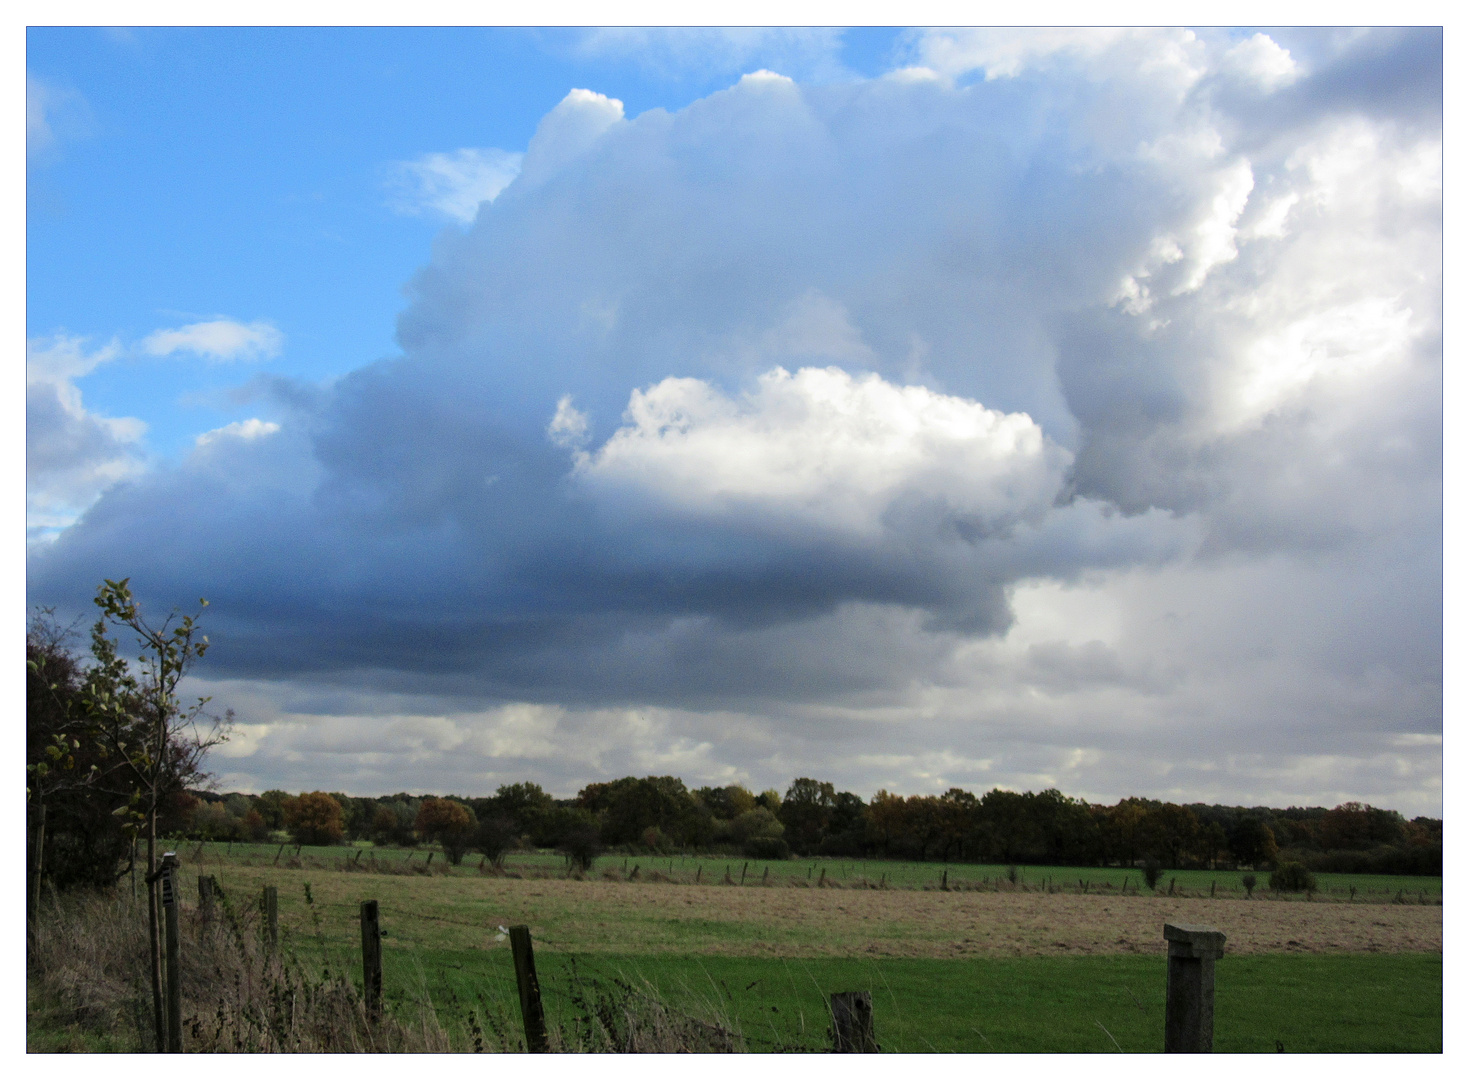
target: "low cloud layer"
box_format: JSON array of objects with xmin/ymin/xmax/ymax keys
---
[{"xmin": 28, "ymin": 28, "xmax": 1442, "ymax": 814}]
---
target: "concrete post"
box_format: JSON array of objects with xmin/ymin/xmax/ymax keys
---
[{"xmin": 1163, "ymin": 922, "xmax": 1226, "ymax": 1052}]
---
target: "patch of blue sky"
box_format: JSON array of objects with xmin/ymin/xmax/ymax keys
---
[{"xmin": 27, "ymin": 26, "xmax": 907, "ymax": 461}]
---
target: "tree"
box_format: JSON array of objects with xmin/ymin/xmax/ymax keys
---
[
  {"xmin": 695, "ymin": 784, "xmax": 757, "ymax": 820},
  {"xmin": 729, "ymin": 808, "xmax": 789, "ymax": 859},
  {"xmin": 580, "ymin": 776, "xmax": 710, "ymax": 848},
  {"xmin": 415, "ymin": 797, "xmax": 477, "ymax": 864},
  {"xmin": 474, "ymin": 815, "xmax": 519, "ymax": 868},
  {"xmin": 485, "ymin": 782, "xmax": 555, "ymax": 836},
  {"xmin": 256, "ymin": 790, "xmax": 290, "ymax": 830},
  {"xmin": 86, "ymin": 579, "xmax": 229, "ymax": 1052},
  {"xmin": 283, "ymin": 792, "xmax": 345, "ymax": 846},
  {"xmin": 558, "ymin": 821, "xmax": 602, "ymax": 873},
  {"xmin": 1230, "ymin": 816, "xmax": 1279, "ymax": 869},
  {"xmin": 1319, "ymin": 802, "xmax": 1406, "ymax": 851},
  {"xmin": 27, "ymin": 611, "xmax": 130, "ymax": 903},
  {"xmin": 778, "ymin": 778, "xmax": 837, "ymax": 855}
]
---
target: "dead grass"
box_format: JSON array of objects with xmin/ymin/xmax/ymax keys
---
[{"xmin": 26, "ymin": 886, "xmax": 750, "ymax": 1052}]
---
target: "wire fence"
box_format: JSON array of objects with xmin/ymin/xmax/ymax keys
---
[{"xmin": 219, "ymin": 880, "xmax": 835, "ymax": 1052}]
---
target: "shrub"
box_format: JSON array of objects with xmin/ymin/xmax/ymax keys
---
[
  {"xmin": 1241, "ymin": 872, "xmax": 1257, "ymax": 898},
  {"xmin": 728, "ymin": 807, "xmax": 784, "ymax": 845},
  {"xmin": 1270, "ymin": 861, "xmax": 1317, "ymax": 893},
  {"xmin": 473, "ymin": 815, "xmax": 519, "ymax": 868},
  {"xmin": 1142, "ymin": 857, "xmax": 1162, "ymax": 891},
  {"xmin": 742, "ymin": 836, "xmax": 790, "ymax": 860}
]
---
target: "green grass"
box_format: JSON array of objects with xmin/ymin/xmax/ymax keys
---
[
  {"xmin": 180, "ymin": 839, "xmax": 1442, "ymax": 900},
  {"xmin": 48, "ymin": 839, "xmax": 1446, "ymax": 1053},
  {"xmin": 26, "ymin": 984, "xmax": 139, "ymax": 1053},
  {"xmin": 343, "ymin": 948, "xmax": 1442, "ymax": 1053}
]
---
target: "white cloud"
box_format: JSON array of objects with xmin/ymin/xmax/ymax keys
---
[
  {"xmin": 1220, "ymin": 33, "xmax": 1301, "ymax": 92},
  {"xmin": 909, "ymin": 27, "xmax": 1208, "ymax": 97},
  {"xmin": 578, "ymin": 366, "xmax": 1067, "ymax": 541},
  {"xmin": 141, "ymin": 318, "xmax": 283, "ymax": 362},
  {"xmin": 195, "ymin": 418, "xmax": 281, "ymax": 448},
  {"xmin": 515, "ymin": 88, "xmax": 625, "ymax": 192},
  {"xmin": 386, "ymin": 147, "xmax": 523, "ymax": 224},
  {"xmin": 26, "ymin": 335, "xmax": 146, "ymax": 540},
  {"xmin": 27, "ymin": 74, "xmax": 55, "ymax": 158},
  {"xmin": 27, "ymin": 72, "xmax": 89, "ymax": 163},
  {"xmin": 546, "ymin": 395, "xmax": 589, "ymax": 449}
]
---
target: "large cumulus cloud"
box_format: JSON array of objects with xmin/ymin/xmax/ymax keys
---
[{"xmin": 28, "ymin": 28, "xmax": 1441, "ymax": 811}]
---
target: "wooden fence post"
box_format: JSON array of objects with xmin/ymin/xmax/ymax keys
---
[
  {"xmin": 28, "ymin": 803, "xmax": 46, "ymax": 924},
  {"xmin": 160, "ymin": 854, "xmax": 183, "ymax": 1052},
  {"xmin": 262, "ymin": 885, "xmax": 278, "ymax": 953},
  {"xmin": 1163, "ymin": 923, "xmax": 1225, "ymax": 1052},
  {"xmin": 198, "ymin": 875, "xmax": 216, "ymax": 940},
  {"xmin": 830, "ymin": 990, "xmax": 877, "ymax": 1052},
  {"xmin": 508, "ymin": 925, "xmax": 549, "ymax": 1052},
  {"xmin": 360, "ymin": 900, "xmax": 383, "ymax": 1022}
]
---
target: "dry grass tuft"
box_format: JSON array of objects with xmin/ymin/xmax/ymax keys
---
[{"xmin": 28, "ymin": 884, "xmax": 750, "ymax": 1052}]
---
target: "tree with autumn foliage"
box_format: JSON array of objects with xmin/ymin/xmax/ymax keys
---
[
  {"xmin": 415, "ymin": 796, "xmax": 477, "ymax": 864},
  {"xmin": 283, "ymin": 791, "xmax": 345, "ymax": 846}
]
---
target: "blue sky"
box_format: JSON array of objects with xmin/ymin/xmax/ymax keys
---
[
  {"xmin": 26, "ymin": 26, "xmax": 1443, "ymax": 815},
  {"xmin": 28, "ymin": 27, "xmax": 908, "ymax": 462}
]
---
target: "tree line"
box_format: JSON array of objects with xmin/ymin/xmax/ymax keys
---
[{"xmin": 183, "ymin": 775, "xmax": 1440, "ymax": 878}]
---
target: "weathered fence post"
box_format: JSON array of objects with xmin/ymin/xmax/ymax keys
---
[
  {"xmin": 262, "ymin": 885, "xmax": 279, "ymax": 953},
  {"xmin": 1163, "ymin": 923, "xmax": 1225, "ymax": 1052},
  {"xmin": 198, "ymin": 875, "xmax": 216, "ymax": 940},
  {"xmin": 28, "ymin": 803, "xmax": 46, "ymax": 924},
  {"xmin": 360, "ymin": 900, "xmax": 383, "ymax": 1022},
  {"xmin": 508, "ymin": 925, "xmax": 549, "ymax": 1052},
  {"xmin": 830, "ymin": 990, "xmax": 877, "ymax": 1052},
  {"xmin": 160, "ymin": 853, "xmax": 183, "ymax": 1052}
]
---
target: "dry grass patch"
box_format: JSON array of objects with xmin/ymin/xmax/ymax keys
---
[{"xmin": 183, "ymin": 854, "xmax": 1441, "ymax": 960}]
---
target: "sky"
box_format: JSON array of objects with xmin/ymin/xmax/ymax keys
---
[{"xmin": 24, "ymin": 24, "xmax": 1444, "ymax": 816}]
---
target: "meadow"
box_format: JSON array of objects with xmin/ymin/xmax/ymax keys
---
[
  {"xmin": 39, "ymin": 839, "xmax": 1434, "ymax": 1052},
  {"xmin": 197, "ymin": 840, "xmax": 1444, "ymax": 899}
]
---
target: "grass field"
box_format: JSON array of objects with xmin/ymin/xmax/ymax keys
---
[
  {"xmin": 77, "ymin": 840, "xmax": 1436, "ymax": 1052},
  {"xmin": 368, "ymin": 948, "xmax": 1441, "ymax": 1053},
  {"xmin": 189, "ymin": 839, "xmax": 1444, "ymax": 900}
]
